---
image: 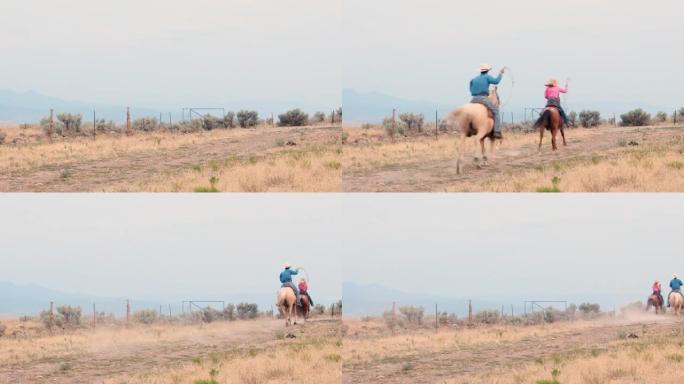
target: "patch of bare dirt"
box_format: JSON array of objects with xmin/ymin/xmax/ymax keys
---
[
  {"xmin": 342, "ymin": 126, "xmax": 683, "ymax": 191},
  {"xmin": 343, "ymin": 318, "xmax": 684, "ymax": 384},
  {"xmin": 0, "ymin": 319, "xmax": 339, "ymax": 384},
  {"xmin": 0, "ymin": 126, "xmax": 340, "ymax": 192}
]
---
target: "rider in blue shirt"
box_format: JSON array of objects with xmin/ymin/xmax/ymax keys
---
[
  {"xmin": 469, "ymin": 64, "xmax": 505, "ymax": 139},
  {"xmin": 280, "ymin": 263, "xmax": 301, "ymax": 304},
  {"xmin": 669, "ymin": 274, "xmax": 683, "ymax": 307}
]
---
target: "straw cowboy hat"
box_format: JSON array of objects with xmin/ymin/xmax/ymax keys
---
[
  {"xmin": 546, "ymin": 79, "xmax": 558, "ymax": 86},
  {"xmin": 479, "ymin": 63, "xmax": 492, "ymax": 72}
]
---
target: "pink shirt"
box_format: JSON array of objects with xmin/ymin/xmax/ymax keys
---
[{"xmin": 545, "ymin": 86, "xmax": 568, "ymax": 100}]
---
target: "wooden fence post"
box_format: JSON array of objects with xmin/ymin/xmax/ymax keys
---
[
  {"xmin": 93, "ymin": 303, "xmax": 96, "ymax": 327},
  {"xmin": 468, "ymin": 300, "xmax": 473, "ymax": 326},
  {"xmin": 126, "ymin": 299, "xmax": 130, "ymax": 323},
  {"xmin": 126, "ymin": 107, "xmax": 132, "ymax": 135}
]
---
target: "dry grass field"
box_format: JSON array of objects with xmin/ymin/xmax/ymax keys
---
[
  {"xmin": 1, "ymin": 123, "xmax": 681, "ymax": 192},
  {"xmin": 343, "ymin": 314, "xmax": 684, "ymax": 384},
  {"xmin": 0, "ymin": 124, "xmax": 342, "ymax": 192},
  {"xmin": 0, "ymin": 317, "xmax": 341, "ymax": 384},
  {"xmin": 342, "ymin": 125, "xmax": 684, "ymax": 192}
]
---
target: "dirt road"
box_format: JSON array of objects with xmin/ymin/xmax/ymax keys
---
[
  {"xmin": 0, "ymin": 318, "xmax": 339, "ymax": 384},
  {"xmin": 342, "ymin": 125, "xmax": 683, "ymax": 191},
  {"xmin": 343, "ymin": 318, "xmax": 684, "ymax": 384},
  {"xmin": 0, "ymin": 126, "xmax": 340, "ymax": 192}
]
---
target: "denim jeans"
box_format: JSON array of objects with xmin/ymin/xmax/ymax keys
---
[{"xmin": 471, "ymin": 96, "xmax": 501, "ymax": 133}]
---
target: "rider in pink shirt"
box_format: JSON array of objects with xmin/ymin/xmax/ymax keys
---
[{"xmin": 544, "ymin": 79, "xmax": 569, "ymax": 126}]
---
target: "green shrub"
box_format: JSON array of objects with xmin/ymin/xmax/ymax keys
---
[
  {"xmin": 278, "ymin": 109, "xmax": 309, "ymax": 127},
  {"xmin": 311, "ymin": 111, "xmax": 326, "ymax": 124},
  {"xmin": 237, "ymin": 110, "xmax": 259, "ymax": 128},
  {"xmin": 655, "ymin": 111, "xmax": 668, "ymax": 123},
  {"xmin": 236, "ymin": 303, "xmax": 258, "ymax": 319},
  {"xmin": 567, "ymin": 111, "xmax": 577, "ymax": 127},
  {"xmin": 224, "ymin": 111, "xmax": 235, "ymax": 128},
  {"xmin": 0, "ymin": 131, "xmax": 6, "ymax": 145},
  {"xmin": 132, "ymin": 309, "xmax": 158, "ymax": 324},
  {"xmin": 620, "ymin": 109, "xmax": 651, "ymax": 126},
  {"xmin": 132, "ymin": 117, "xmax": 159, "ymax": 132},
  {"xmin": 399, "ymin": 305, "xmax": 424, "ymax": 325},
  {"xmin": 399, "ymin": 113, "xmax": 425, "ymax": 133},
  {"xmin": 579, "ymin": 110, "xmax": 601, "ymax": 128}
]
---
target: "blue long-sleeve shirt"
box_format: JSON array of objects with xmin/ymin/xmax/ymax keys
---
[
  {"xmin": 280, "ymin": 268, "xmax": 299, "ymax": 283},
  {"xmin": 470, "ymin": 73, "xmax": 502, "ymax": 96},
  {"xmin": 671, "ymin": 278, "xmax": 683, "ymax": 290}
]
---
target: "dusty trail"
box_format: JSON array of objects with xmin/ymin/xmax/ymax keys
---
[
  {"xmin": 0, "ymin": 126, "xmax": 340, "ymax": 192},
  {"xmin": 343, "ymin": 318, "xmax": 684, "ymax": 384},
  {"xmin": 342, "ymin": 126, "xmax": 683, "ymax": 191},
  {"xmin": 0, "ymin": 319, "xmax": 338, "ymax": 384}
]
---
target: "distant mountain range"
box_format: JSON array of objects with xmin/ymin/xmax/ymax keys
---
[
  {"xmin": 0, "ymin": 88, "xmax": 337, "ymax": 124},
  {"xmin": 342, "ymin": 88, "xmax": 454, "ymax": 126},
  {"xmin": 343, "ymin": 282, "xmax": 501, "ymax": 317},
  {"xmin": 0, "ymin": 281, "xmax": 337, "ymax": 317},
  {"xmin": 343, "ymin": 88, "xmax": 673, "ymax": 125},
  {"xmin": 343, "ymin": 282, "xmax": 643, "ymax": 318}
]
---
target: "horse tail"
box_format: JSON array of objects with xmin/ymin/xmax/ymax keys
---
[{"xmin": 534, "ymin": 109, "xmax": 551, "ymax": 130}]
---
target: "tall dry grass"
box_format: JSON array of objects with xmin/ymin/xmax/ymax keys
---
[{"xmin": 445, "ymin": 335, "xmax": 684, "ymax": 384}]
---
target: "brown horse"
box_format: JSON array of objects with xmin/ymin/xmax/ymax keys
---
[
  {"xmin": 646, "ymin": 293, "xmax": 664, "ymax": 314},
  {"xmin": 297, "ymin": 295, "xmax": 310, "ymax": 321},
  {"xmin": 669, "ymin": 292, "xmax": 683, "ymax": 316},
  {"xmin": 444, "ymin": 86, "xmax": 500, "ymax": 175},
  {"xmin": 535, "ymin": 107, "xmax": 566, "ymax": 152},
  {"xmin": 276, "ymin": 287, "xmax": 297, "ymax": 326}
]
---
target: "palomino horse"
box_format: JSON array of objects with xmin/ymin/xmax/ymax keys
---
[
  {"xmin": 646, "ymin": 294, "xmax": 664, "ymax": 314},
  {"xmin": 297, "ymin": 295, "xmax": 310, "ymax": 321},
  {"xmin": 444, "ymin": 86, "xmax": 500, "ymax": 175},
  {"xmin": 535, "ymin": 107, "xmax": 566, "ymax": 152},
  {"xmin": 276, "ymin": 287, "xmax": 297, "ymax": 326},
  {"xmin": 669, "ymin": 292, "xmax": 683, "ymax": 316}
]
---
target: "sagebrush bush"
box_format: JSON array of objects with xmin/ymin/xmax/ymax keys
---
[
  {"xmin": 655, "ymin": 111, "xmax": 668, "ymax": 123},
  {"xmin": 399, "ymin": 113, "xmax": 424, "ymax": 133},
  {"xmin": 40, "ymin": 305, "xmax": 82, "ymax": 328},
  {"xmin": 475, "ymin": 309, "xmax": 500, "ymax": 324},
  {"xmin": 278, "ymin": 109, "xmax": 309, "ymax": 127},
  {"xmin": 0, "ymin": 322, "xmax": 6, "ymax": 337},
  {"xmin": 578, "ymin": 302, "xmax": 601, "ymax": 318},
  {"xmin": 57, "ymin": 113, "xmax": 83, "ymax": 135},
  {"xmin": 236, "ymin": 302, "xmax": 258, "ymax": 319},
  {"xmin": 0, "ymin": 131, "xmax": 6, "ymax": 145},
  {"xmin": 311, "ymin": 111, "xmax": 326, "ymax": 124},
  {"xmin": 224, "ymin": 111, "xmax": 235, "ymax": 128},
  {"xmin": 313, "ymin": 304, "xmax": 326, "ymax": 315},
  {"xmin": 383, "ymin": 117, "xmax": 406, "ymax": 138},
  {"xmin": 223, "ymin": 304, "xmax": 235, "ymax": 320},
  {"xmin": 620, "ymin": 109, "xmax": 651, "ymax": 126},
  {"xmin": 132, "ymin": 309, "xmax": 158, "ymax": 324},
  {"xmin": 579, "ymin": 110, "xmax": 601, "ymax": 128},
  {"xmin": 237, "ymin": 110, "xmax": 259, "ymax": 128},
  {"xmin": 132, "ymin": 117, "xmax": 159, "ymax": 132},
  {"xmin": 399, "ymin": 305, "xmax": 424, "ymax": 325},
  {"xmin": 567, "ymin": 111, "xmax": 578, "ymax": 127}
]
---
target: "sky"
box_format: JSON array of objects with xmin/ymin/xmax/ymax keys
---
[
  {"xmin": 343, "ymin": 0, "xmax": 684, "ymax": 114},
  {"xmin": 0, "ymin": 0, "xmax": 341, "ymax": 110},
  {"xmin": 341, "ymin": 194, "xmax": 683, "ymax": 306},
  {"xmin": 0, "ymin": 195, "xmax": 342, "ymax": 304}
]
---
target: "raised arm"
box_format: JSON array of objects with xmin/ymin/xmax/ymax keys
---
[{"xmin": 488, "ymin": 73, "xmax": 503, "ymax": 85}]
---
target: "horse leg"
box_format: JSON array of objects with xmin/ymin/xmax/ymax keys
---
[
  {"xmin": 560, "ymin": 127, "xmax": 567, "ymax": 146},
  {"xmin": 538, "ymin": 126, "xmax": 544, "ymax": 153},
  {"xmin": 551, "ymin": 129, "xmax": 558, "ymax": 151},
  {"xmin": 456, "ymin": 133, "xmax": 466, "ymax": 175},
  {"xmin": 480, "ymin": 138, "xmax": 487, "ymax": 166}
]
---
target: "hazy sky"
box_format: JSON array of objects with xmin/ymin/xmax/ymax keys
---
[
  {"xmin": 344, "ymin": 0, "xmax": 684, "ymax": 113},
  {"xmin": 0, "ymin": 0, "xmax": 341, "ymax": 108},
  {"xmin": 0, "ymin": 195, "xmax": 341, "ymax": 302},
  {"xmin": 342, "ymin": 195, "xmax": 682, "ymax": 303}
]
